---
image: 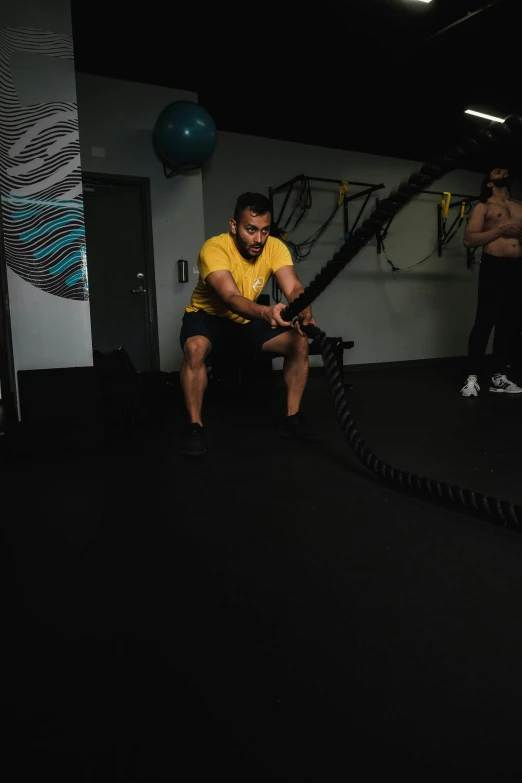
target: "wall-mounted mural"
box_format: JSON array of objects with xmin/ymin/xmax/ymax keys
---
[{"xmin": 0, "ymin": 26, "xmax": 88, "ymax": 301}]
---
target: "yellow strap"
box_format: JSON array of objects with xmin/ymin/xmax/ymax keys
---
[
  {"xmin": 280, "ymin": 232, "xmax": 290, "ymax": 242},
  {"xmin": 441, "ymin": 191, "xmax": 451, "ymax": 220},
  {"xmin": 460, "ymin": 201, "xmax": 466, "ymax": 219},
  {"xmin": 338, "ymin": 180, "xmax": 349, "ymax": 205}
]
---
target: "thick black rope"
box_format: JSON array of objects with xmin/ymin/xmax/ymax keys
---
[
  {"xmin": 284, "ymin": 114, "xmax": 522, "ymax": 529},
  {"xmin": 307, "ymin": 325, "xmax": 522, "ymax": 530},
  {"xmin": 281, "ymin": 116, "xmax": 522, "ymax": 322}
]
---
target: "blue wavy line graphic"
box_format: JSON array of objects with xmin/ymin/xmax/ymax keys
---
[
  {"xmin": 49, "ymin": 249, "xmax": 83, "ymax": 275},
  {"xmin": 65, "ymin": 269, "xmax": 85, "ymax": 287},
  {"xmin": 3, "ymin": 194, "xmax": 83, "ymax": 209},
  {"xmin": 20, "ymin": 213, "xmax": 77, "ymax": 241},
  {"xmin": 33, "ymin": 228, "xmax": 85, "ymax": 259},
  {"xmin": 11, "ymin": 207, "xmax": 45, "ymax": 220}
]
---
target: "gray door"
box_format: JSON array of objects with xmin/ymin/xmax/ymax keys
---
[{"xmin": 83, "ymin": 176, "xmax": 158, "ymax": 372}]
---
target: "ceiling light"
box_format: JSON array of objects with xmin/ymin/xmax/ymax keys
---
[
  {"xmin": 465, "ymin": 109, "xmax": 506, "ymax": 123},
  {"xmin": 415, "ymin": 1, "xmax": 433, "ymax": 3}
]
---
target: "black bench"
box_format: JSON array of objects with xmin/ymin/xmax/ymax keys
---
[
  {"xmin": 206, "ymin": 333, "xmax": 355, "ymax": 394},
  {"xmin": 308, "ymin": 333, "xmax": 355, "ymax": 384}
]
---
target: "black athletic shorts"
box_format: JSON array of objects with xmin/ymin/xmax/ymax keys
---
[{"xmin": 180, "ymin": 310, "xmax": 292, "ymax": 356}]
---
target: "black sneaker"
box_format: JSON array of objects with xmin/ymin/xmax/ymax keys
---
[
  {"xmin": 181, "ymin": 423, "xmax": 206, "ymax": 456},
  {"xmin": 278, "ymin": 412, "xmax": 320, "ymax": 441}
]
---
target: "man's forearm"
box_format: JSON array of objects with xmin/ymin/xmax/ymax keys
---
[
  {"xmin": 227, "ymin": 294, "xmax": 268, "ymax": 320},
  {"xmin": 464, "ymin": 227, "xmax": 502, "ymax": 248},
  {"xmin": 288, "ymin": 284, "xmax": 304, "ymax": 302},
  {"xmin": 226, "ymin": 284, "xmax": 309, "ymax": 321},
  {"xmin": 287, "ymin": 285, "xmax": 308, "ymax": 309}
]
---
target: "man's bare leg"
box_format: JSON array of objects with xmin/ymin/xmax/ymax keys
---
[
  {"xmin": 263, "ymin": 330, "xmax": 309, "ymax": 416},
  {"xmin": 180, "ymin": 336, "xmax": 212, "ymax": 425}
]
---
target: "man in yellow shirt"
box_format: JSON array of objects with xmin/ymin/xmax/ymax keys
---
[{"xmin": 179, "ymin": 191, "xmax": 316, "ymax": 455}]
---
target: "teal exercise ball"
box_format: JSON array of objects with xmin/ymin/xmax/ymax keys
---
[{"xmin": 153, "ymin": 100, "xmax": 217, "ymax": 172}]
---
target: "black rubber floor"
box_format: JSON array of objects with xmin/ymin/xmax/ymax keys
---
[{"xmin": 4, "ymin": 363, "xmax": 522, "ymax": 780}]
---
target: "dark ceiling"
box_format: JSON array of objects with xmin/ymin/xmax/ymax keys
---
[{"xmin": 71, "ymin": 0, "xmax": 521, "ymax": 173}]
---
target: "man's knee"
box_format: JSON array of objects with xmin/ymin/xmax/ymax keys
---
[
  {"xmin": 279, "ymin": 330, "xmax": 309, "ymax": 357},
  {"xmin": 291, "ymin": 332, "xmax": 309, "ymax": 356},
  {"xmin": 183, "ymin": 335, "xmax": 211, "ymax": 367}
]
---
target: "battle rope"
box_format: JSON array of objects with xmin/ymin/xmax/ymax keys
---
[
  {"xmin": 281, "ymin": 116, "xmax": 522, "ymax": 323},
  {"xmin": 281, "ymin": 114, "xmax": 522, "ymax": 528},
  {"xmin": 304, "ymin": 324, "xmax": 522, "ymax": 530}
]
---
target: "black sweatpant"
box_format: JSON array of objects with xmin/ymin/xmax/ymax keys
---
[{"xmin": 468, "ymin": 252, "xmax": 522, "ymax": 376}]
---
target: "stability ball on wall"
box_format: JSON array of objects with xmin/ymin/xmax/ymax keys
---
[{"xmin": 153, "ymin": 100, "xmax": 217, "ymax": 175}]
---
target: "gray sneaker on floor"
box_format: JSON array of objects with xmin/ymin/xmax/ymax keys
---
[
  {"xmin": 461, "ymin": 375, "xmax": 480, "ymax": 397},
  {"xmin": 489, "ymin": 374, "xmax": 522, "ymax": 393}
]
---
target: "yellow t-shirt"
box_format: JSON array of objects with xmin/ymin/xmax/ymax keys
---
[{"xmin": 185, "ymin": 233, "xmax": 293, "ymax": 324}]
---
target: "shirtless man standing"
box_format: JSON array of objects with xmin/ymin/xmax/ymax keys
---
[{"xmin": 461, "ymin": 167, "xmax": 522, "ymax": 396}]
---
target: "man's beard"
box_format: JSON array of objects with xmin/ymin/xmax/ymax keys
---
[
  {"xmin": 237, "ymin": 235, "xmax": 264, "ymax": 259},
  {"xmin": 491, "ymin": 176, "xmax": 511, "ymax": 189}
]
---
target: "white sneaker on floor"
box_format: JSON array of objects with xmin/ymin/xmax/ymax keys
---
[
  {"xmin": 461, "ymin": 375, "xmax": 480, "ymax": 397},
  {"xmin": 489, "ymin": 374, "xmax": 522, "ymax": 393}
]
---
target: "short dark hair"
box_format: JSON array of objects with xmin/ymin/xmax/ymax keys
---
[{"xmin": 234, "ymin": 192, "xmax": 271, "ymax": 223}]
